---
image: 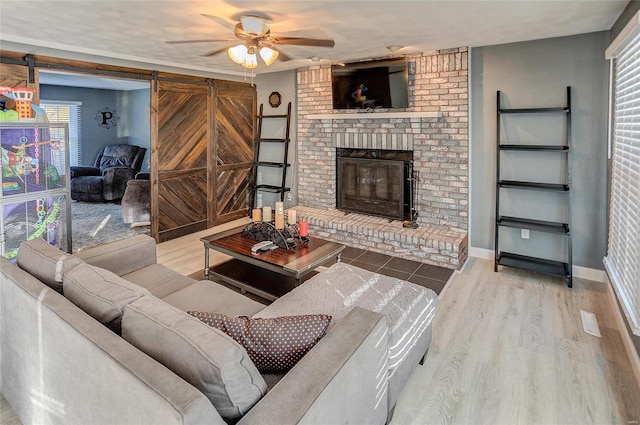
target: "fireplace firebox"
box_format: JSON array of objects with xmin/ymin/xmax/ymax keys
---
[{"xmin": 336, "ymin": 148, "xmax": 413, "ymax": 221}]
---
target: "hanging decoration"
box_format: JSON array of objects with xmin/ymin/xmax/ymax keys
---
[{"xmin": 95, "ymin": 107, "xmax": 119, "ymax": 129}]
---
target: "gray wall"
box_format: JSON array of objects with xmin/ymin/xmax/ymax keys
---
[
  {"xmin": 39, "ymin": 85, "xmax": 150, "ymax": 167},
  {"xmin": 470, "ymin": 31, "xmax": 610, "ymax": 270},
  {"xmin": 254, "ymin": 70, "xmax": 297, "ymax": 209},
  {"xmin": 121, "ymin": 88, "xmax": 151, "ymax": 169},
  {"xmin": 611, "ymin": 0, "xmax": 640, "ymax": 40}
]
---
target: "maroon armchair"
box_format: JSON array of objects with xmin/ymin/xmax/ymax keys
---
[{"xmin": 70, "ymin": 144, "xmax": 147, "ymax": 202}]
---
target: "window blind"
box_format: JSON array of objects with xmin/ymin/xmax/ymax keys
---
[
  {"xmin": 605, "ymin": 21, "xmax": 640, "ymax": 337},
  {"xmin": 41, "ymin": 101, "xmax": 82, "ymax": 167}
]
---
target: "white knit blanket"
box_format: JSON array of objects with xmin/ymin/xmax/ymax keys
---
[{"xmin": 253, "ymin": 262, "xmax": 438, "ymax": 378}]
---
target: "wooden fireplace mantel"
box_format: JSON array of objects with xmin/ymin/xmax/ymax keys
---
[{"xmin": 307, "ymin": 111, "xmax": 442, "ymax": 120}]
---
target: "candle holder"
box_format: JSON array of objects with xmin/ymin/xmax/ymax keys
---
[{"xmin": 241, "ymin": 220, "xmax": 308, "ymax": 250}]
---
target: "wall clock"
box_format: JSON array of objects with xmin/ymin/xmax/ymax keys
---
[{"xmin": 268, "ymin": 92, "xmax": 282, "ymax": 108}]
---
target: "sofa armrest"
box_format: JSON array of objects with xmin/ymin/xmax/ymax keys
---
[
  {"xmin": 70, "ymin": 165, "xmax": 100, "ymax": 179},
  {"xmin": 75, "ymin": 235, "xmax": 157, "ymax": 276},
  {"xmin": 102, "ymin": 167, "xmax": 136, "ymax": 200},
  {"xmin": 238, "ymin": 307, "xmax": 389, "ymax": 425}
]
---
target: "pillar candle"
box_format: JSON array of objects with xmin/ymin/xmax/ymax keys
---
[
  {"xmin": 263, "ymin": 206, "xmax": 272, "ymax": 222},
  {"xmin": 299, "ymin": 221, "xmax": 309, "ymax": 237},
  {"xmin": 275, "ymin": 213, "xmax": 285, "ymax": 230},
  {"xmin": 252, "ymin": 208, "xmax": 262, "ymax": 222},
  {"xmin": 287, "ymin": 209, "xmax": 297, "ymax": 225},
  {"xmin": 275, "ymin": 201, "xmax": 284, "ymax": 215}
]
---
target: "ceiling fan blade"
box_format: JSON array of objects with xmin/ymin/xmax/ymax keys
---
[
  {"xmin": 201, "ymin": 14, "xmax": 236, "ymax": 31},
  {"xmin": 202, "ymin": 46, "xmax": 232, "ymax": 57},
  {"xmin": 260, "ymin": 41, "xmax": 291, "ymax": 62},
  {"xmin": 166, "ymin": 38, "xmax": 235, "ymax": 44},
  {"xmin": 272, "ymin": 37, "xmax": 335, "ymax": 47},
  {"xmin": 277, "ymin": 50, "xmax": 292, "ymax": 62}
]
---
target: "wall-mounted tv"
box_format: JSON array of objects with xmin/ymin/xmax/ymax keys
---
[{"xmin": 331, "ymin": 57, "xmax": 409, "ymax": 110}]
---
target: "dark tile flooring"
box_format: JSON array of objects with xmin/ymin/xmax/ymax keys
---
[
  {"xmin": 325, "ymin": 246, "xmax": 454, "ymax": 295},
  {"xmin": 196, "ymin": 244, "xmax": 455, "ymax": 304}
]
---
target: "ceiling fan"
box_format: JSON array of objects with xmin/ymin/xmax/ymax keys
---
[{"xmin": 166, "ymin": 14, "xmax": 335, "ymax": 68}]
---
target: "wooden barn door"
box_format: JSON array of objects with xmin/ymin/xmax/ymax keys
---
[
  {"xmin": 152, "ymin": 80, "xmax": 211, "ymax": 242},
  {"xmin": 0, "ymin": 62, "xmax": 38, "ymax": 106},
  {"xmin": 212, "ymin": 82, "xmax": 255, "ymax": 225}
]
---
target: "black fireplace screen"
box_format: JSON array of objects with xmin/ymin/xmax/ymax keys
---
[{"xmin": 336, "ymin": 149, "xmax": 413, "ymax": 220}]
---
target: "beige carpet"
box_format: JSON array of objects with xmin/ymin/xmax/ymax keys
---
[{"xmin": 71, "ymin": 201, "xmax": 149, "ymax": 252}]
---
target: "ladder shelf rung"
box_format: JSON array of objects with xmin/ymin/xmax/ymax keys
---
[
  {"xmin": 499, "ymin": 144, "xmax": 569, "ymax": 151},
  {"xmin": 497, "ymin": 216, "xmax": 569, "ymax": 234},
  {"xmin": 256, "ymin": 162, "xmax": 290, "ymax": 168},
  {"xmin": 498, "ymin": 180, "xmax": 569, "ymax": 192},
  {"xmin": 256, "ymin": 138, "xmax": 288, "ymax": 143},
  {"xmin": 496, "ymin": 252, "xmax": 570, "ymax": 279},
  {"xmin": 499, "ymin": 107, "xmax": 568, "ymax": 114},
  {"xmin": 253, "ymin": 184, "xmax": 291, "ymax": 193},
  {"xmin": 257, "ymin": 114, "xmax": 289, "ymax": 119}
]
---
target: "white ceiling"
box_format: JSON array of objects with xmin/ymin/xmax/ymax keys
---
[{"xmin": 0, "ymin": 1, "xmax": 628, "ymax": 79}]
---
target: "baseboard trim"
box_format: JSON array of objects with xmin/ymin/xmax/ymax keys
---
[
  {"xmin": 572, "ymin": 265, "xmax": 605, "ymax": 283},
  {"xmin": 469, "ymin": 246, "xmax": 605, "ymax": 282},
  {"xmin": 604, "ymin": 273, "xmax": 640, "ymax": 389},
  {"xmin": 469, "ymin": 247, "xmax": 494, "ymax": 260}
]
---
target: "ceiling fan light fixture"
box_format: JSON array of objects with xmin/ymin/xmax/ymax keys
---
[
  {"xmin": 228, "ymin": 44, "xmax": 248, "ymax": 64},
  {"xmin": 228, "ymin": 43, "xmax": 270, "ymax": 68},
  {"xmin": 259, "ymin": 46, "xmax": 279, "ymax": 66},
  {"xmin": 244, "ymin": 52, "xmax": 258, "ymax": 69},
  {"xmin": 387, "ymin": 45, "xmax": 404, "ymax": 52},
  {"xmin": 241, "ymin": 15, "xmax": 268, "ymax": 35}
]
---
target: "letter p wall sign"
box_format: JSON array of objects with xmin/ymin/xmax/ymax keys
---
[{"xmin": 95, "ymin": 107, "xmax": 119, "ymax": 129}]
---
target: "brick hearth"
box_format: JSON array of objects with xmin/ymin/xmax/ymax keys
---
[{"xmin": 295, "ymin": 206, "xmax": 468, "ymax": 269}]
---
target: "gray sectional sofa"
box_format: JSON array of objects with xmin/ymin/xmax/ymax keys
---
[{"xmin": 0, "ymin": 234, "xmax": 437, "ymax": 425}]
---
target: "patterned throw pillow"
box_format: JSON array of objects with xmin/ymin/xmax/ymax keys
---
[{"xmin": 188, "ymin": 312, "xmax": 331, "ymax": 373}]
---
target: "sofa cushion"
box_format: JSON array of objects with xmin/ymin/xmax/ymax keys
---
[
  {"xmin": 74, "ymin": 234, "xmax": 157, "ymax": 277},
  {"xmin": 16, "ymin": 238, "xmax": 83, "ymax": 293},
  {"xmin": 63, "ymin": 263, "xmax": 150, "ymax": 333},
  {"xmin": 122, "ymin": 263, "xmax": 196, "ymax": 298},
  {"xmin": 188, "ymin": 312, "xmax": 331, "ymax": 373},
  {"xmin": 122, "ymin": 296, "xmax": 266, "ymax": 422},
  {"xmin": 98, "ymin": 144, "xmax": 140, "ymax": 171},
  {"xmin": 161, "ymin": 280, "xmax": 265, "ymax": 316}
]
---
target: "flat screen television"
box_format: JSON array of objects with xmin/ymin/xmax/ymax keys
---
[{"xmin": 331, "ymin": 58, "xmax": 409, "ymax": 110}]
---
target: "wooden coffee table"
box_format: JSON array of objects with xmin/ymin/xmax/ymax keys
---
[{"xmin": 200, "ymin": 224, "xmax": 345, "ymax": 301}]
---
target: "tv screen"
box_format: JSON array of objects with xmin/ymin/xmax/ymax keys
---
[{"xmin": 331, "ymin": 58, "xmax": 409, "ymax": 110}]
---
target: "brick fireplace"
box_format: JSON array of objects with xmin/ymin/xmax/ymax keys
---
[
  {"xmin": 336, "ymin": 148, "xmax": 413, "ymax": 221},
  {"xmin": 294, "ymin": 47, "xmax": 469, "ymax": 269}
]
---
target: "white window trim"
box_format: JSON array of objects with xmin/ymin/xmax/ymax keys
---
[{"xmin": 604, "ymin": 10, "xmax": 640, "ymax": 337}]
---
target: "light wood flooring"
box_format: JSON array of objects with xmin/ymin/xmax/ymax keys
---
[
  {"xmin": 2, "ymin": 225, "xmax": 639, "ymax": 424},
  {"xmin": 391, "ymin": 257, "xmax": 640, "ymax": 425},
  {"xmin": 155, "ymin": 217, "xmax": 252, "ymax": 276}
]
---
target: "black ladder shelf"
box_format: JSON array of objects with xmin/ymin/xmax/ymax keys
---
[
  {"xmin": 494, "ymin": 86, "xmax": 573, "ymax": 287},
  {"xmin": 249, "ymin": 102, "xmax": 292, "ymax": 212}
]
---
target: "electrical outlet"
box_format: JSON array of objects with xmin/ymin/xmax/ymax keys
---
[
  {"xmin": 521, "ymin": 229, "xmax": 530, "ymax": 239},
  {"xmin": 286, "ymin": 192, "xmax": 293, "ymax": 201}
]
